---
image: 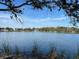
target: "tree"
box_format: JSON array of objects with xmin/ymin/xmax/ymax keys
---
[{"xmin": 0, "ymin": 0, "xmax": 79, "ymax": 25}]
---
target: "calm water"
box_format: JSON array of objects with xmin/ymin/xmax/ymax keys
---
[{"xmin": 0, "ymin": 32, "xmax": 79, "ymax": 55}]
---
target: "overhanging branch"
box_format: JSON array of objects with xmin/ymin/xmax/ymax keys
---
[
  {"xmin": 0, "ymin": 9, "xmax": 10, "ymax": 11},
  {"xmin": 14, "ymin": 2, "xmax": 31, "ymax": 8},
  {"xmin": 0, "ymin": 2, "xmax": 8, "ymax": 6}
]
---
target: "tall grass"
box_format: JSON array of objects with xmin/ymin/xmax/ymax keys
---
[
  {"xmin": 1, "ymin": 42, "xmax": 12, "ymax": 56},
  {"xmin": 0, "ymin": 42, "xmax": 78, "ymax": 59},
  {"xmin": 75, "ymin": 47, "xmax": 79, "ymax": 59},
  {"xmin": 15, "ymin": 46, "xmax": 21, "ymax": 56}
]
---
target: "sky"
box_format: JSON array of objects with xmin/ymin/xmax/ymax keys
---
[{"xmin": 0, "ymin": 0, "xmax": 73, "ymax": 28}]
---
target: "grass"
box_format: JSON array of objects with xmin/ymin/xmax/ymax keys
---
[
  {"xmin": 0, "ymin": 42, "xmax": 78, "ymax": 59},
  {"xmin": 1, "ymin": 42, "xmax": 12, "ymax": 56}
]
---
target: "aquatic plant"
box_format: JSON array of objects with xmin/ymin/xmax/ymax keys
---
[
  {"xmin": 59, "ymin": 50, "xmax": 66, "ymax": 59},
  {"xmin": 31, "ymin": 42, "xmax": 39, "ymax": 57},
  {"xmin": 48, "ymin": 47, "xmax": 58, "ymax": 59},
  {"xmin": 1, "ymin": 42, "xmax": 12, "ymax": 55},
  {"xmin": 75, "ymin": 47, "xmax": 79, "ymax": 59},
  {"xmin": 15, "ymin": 46, "xmax": 21, "ymax": 56},
  {"xmin": 0, "ymin": 41, "xmax": 79, "ymax": 59}
]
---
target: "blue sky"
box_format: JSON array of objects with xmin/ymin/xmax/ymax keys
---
[{"xmin": 0, "ymin": 1, "xmax": 73, "ymax": 28}]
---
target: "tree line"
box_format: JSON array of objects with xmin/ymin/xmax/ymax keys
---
[{"xmin": 0, "ymin": 27, "xmax": 79, "ymax": 33}]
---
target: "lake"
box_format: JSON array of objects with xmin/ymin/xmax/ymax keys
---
[{"xmin": 0, "ymin": 32, "xmax": 79, "ymax": 56}]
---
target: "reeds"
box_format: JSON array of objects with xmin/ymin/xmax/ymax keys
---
[
  {"xmin": 0, "ymin": 42, "xmax": 78, "ymax": 59},
  {"xmin": 1, "ymin": 42, "xmax": 12, "ymax": 56}
]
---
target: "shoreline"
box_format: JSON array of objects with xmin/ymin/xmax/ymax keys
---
[{"xmin": 0, "ymin": 31, "xmax": 79, "ymax": 34}]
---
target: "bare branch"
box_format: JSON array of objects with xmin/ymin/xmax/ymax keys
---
[
  {"xmin": 14, "ymin": 2, "xmax": 31, "ymax": 8},
  {"xmin": 0, "ymin": 9, "xmax": 10, "ymax": 11},
  {"xmin": 0, "ymin": 2, "xmax": 9, "ymax": 6}
]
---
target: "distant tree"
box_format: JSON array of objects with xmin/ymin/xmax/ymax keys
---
[{"xmin": 0, "ymin": 0, "xmax": 79, "ymax": 25}]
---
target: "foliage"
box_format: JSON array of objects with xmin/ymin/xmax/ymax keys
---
[{"xmin": 0, "ymin": 0, "xmax": 79, "ymax": 25}]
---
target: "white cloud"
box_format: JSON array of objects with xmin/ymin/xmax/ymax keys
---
[
  {"xmin": 0, "ymin": 14, "xmax": 67, "ymax": 23},
  {"xmin": 0, "ymin": 14, "xmax": 69, "ymax": 28},
  {"xmin": 0, "ymin": 14, "xmax": 10, "ymax": 20},
  {"xmin": 23, "ymin": 16, "xmax": 67, "ymax": 23}
]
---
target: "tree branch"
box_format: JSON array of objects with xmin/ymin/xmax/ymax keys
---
[
  {"xmin": 13, "ymin": 2, "xmax": 31, "ymax": 8},
  {"xmin": 0, "ymin": 9, "xmax": 10, "ymax": 11},
  {"xmin": 0, "ymin": 2, "xmax": 8, "ymax": 6}
]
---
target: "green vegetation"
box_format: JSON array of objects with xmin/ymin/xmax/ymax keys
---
[
  {"xmin": 37, "ymin": 27, "xmax": 79, "ymax": 33},
  {"xmin": 2, "ymin": 42, "xmax": 12, "ymax": 55},
  {"xmin": 0, "ymin": 42, "xmax": 78, "ymax": 59},
  {"xmin": 0, "ymin": 27, "xmax": 79, "ymax": 33}
]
